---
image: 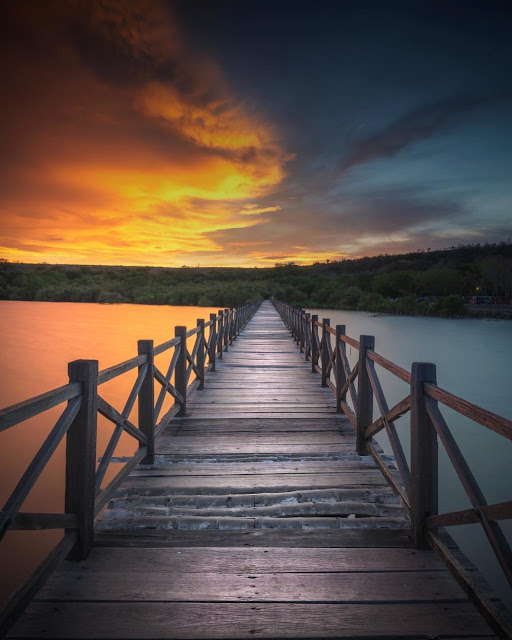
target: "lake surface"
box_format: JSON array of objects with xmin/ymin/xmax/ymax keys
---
[{"xmin": 0, "ymin": 301, "xmax": 511, "ymax": 609}]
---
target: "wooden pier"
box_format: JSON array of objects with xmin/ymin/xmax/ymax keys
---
[{"xmin": 1, "ymin": 301, "xmax": 511, "ymax": 638}]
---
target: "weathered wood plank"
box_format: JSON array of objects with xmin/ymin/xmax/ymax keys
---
[
  {"xmin": 115, "ymin": 472, "xmax": 396, "ymax": 495},
  {"xmin": 9, "ymin": 602, "xmax": 493, "ymax": 638},
  {"xmin": 171, "ymin": 421, "xmax": 348, "ymax": 433},
  {"xmin": 185, "ymin": 413, "xmax": 338, "ymax": 420},
  {"xmin": 38, "ymin": 570, "xmax": 467, "ymax": 602},
  {"xmin": 157, "ymin": 444, "xmax": 365, "ymax": 455},
  {"xmin": 129, "ymin": 461, "xmax": 395, "ymax": 476},
  {"xmin": 57, "ymin": 546, "xmax": 446, "ymax": 573},
  {"xmin": 94, "ymin": 528, "xmax": 414, "ymax": 548},
  {"xmin": 161, "ymin": 433, "xmax": 347, "ymax": 444}
]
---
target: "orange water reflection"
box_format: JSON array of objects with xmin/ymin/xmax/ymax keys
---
[{"xmin": 0, "ymin": 301, "xmax": 218, "ymax": 603}]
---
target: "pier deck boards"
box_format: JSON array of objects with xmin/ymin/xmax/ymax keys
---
[{"xmin": 7, "ymin": 302, "xmax": 497, "ymax": 639}]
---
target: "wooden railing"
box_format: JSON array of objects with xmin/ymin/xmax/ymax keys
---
[
  {"xmin": 0, "ymin": 301, "xmax": 260, "ymax": 633},
  {"xmin": 272, "ymin": 298, "xmax": 512, "ymax": 638}
]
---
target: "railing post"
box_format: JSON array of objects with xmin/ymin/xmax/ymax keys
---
[
  {"xmin": 196, "ymin": 319, "xmax": 205, "ymax": 390},
  {"xmin": 335, "ymin": 325, "xmax": 346, "ymax": 413},
  {"xmin": 217, "ymin": 310, "xmax": 223, "ymax": 359},
  {"xmin": 137, "ymin": 340, "xmax": 155, "ymax": 465},
  {"xmin": 230, "ymin": 308, "xmax": 235, "ymax": 343},
  {"xmin": 209, "ymin": 313, "xmax": 217, "ymax": 372},
  {"xmin": 299, "ymin": 309, "xmax": 306, "ymax": 352},
  {"xmin": 66, "ymin": 359, "xmax": 98, "ymax": 560},
  {"xmin": 321, "ymin": 318, "xmax": 330, "ymax": 387},
  {"xmin": 175, "ymin": 326, "xmax": 187, "ymax": 417},
  {"xmin": 411, "ymin": 362, "xmax": 438, "ymax": 549},
  {"xmin": 304, "ymin": 313, "xmax": 311, "ymax": 360},
  {"xmin": 311, "ymin": 314, "xmax": 319, "ymax": 373},
  {"xmin": 356, "ymin": 335, "xmax": 375, "ymax": 456},
  {"xmin": 224, "ymin": 308, "xmax": 230, "ymax": 352}
]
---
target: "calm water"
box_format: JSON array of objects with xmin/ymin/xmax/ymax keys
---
[
  {"xmin": 309, "ymin": 308, "xmax": 512, "ymax": 608},
  {"xmin": 0, "ymin": 301, "xmax": 511, "ymax": 609}
]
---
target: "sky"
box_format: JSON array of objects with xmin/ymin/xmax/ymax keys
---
[{"xmin": 1, "ymin": 0, "xmax": 511, "ymax": 267}]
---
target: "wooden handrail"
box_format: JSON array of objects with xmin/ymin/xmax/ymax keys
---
[
  {"xmin": 0, "ymin": 382, "xmax": 82, "ymax": 432},
  {"xmin": 424, "ymin": 382, "xmax": 512, "ymax": 441},
  {"xmin": 97, "ymin": 354, "xmax": 147, "ymax": 385},
  {"xmin": 152, "ymin": 336, "xmax": 181, "ymax": 357},
  {"xmin": 367, "ymin": 350, "xmax": 411, "ymax": 384}
]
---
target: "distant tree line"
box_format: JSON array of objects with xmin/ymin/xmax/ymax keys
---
[{"xmin": 1, "ymin": 242, "xmax": 511, "ymax": 318}]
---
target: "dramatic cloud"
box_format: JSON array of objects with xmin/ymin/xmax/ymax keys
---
[
  {"xmin": 0, "ymin": 1, "xmax": 511, "ymax": 266},
  {"xmin": 205, "ymin": 187, "xmax": 470, "ymax": 265},
  {"xmin": 0, "ymin": 0, "xmax": 290, "ymax": 265},
  {"xmin": 337, "ymin": 90, "xmax": 512, "ymax": 176}
]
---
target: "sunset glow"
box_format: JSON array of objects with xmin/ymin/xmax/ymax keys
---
[{"xmin": 1, "ymin": 0, "xmax": 511, "ymax": 266}]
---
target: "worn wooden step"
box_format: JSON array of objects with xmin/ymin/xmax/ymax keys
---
[
  {"xmin": 131, "ymin": 460, "xmax": 397, "ymax": 476},
  {"xmin": 109, "ymin": 487, "xmax": 401, "ymax": 510},
  {"xmin": 113, "ymin": 471, "xmax": 399, "ymax": 497},
  {"xmin": 101, "ymin": 500, "xmax": 406, "ymax": 519},
  {"xmin": 96, "ymin": 515, "xmax": 410, "ymax": 531},
  {"xmin": 11, "ymin": 602, "xmax": 494, "ymax": 639}
]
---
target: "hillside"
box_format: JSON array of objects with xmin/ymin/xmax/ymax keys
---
[{"xmin": 1, "ymin": 242, "xmax": 511, "ymax": 317}]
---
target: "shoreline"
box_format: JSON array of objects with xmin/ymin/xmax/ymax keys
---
[{"xmin": 1, "ymin": 297, "xmax": 511, "ymax": 320}]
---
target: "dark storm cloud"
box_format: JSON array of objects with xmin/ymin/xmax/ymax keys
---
[{"xmin": 337, "ymin": 90, "xmax": 512, "ymax": 175}]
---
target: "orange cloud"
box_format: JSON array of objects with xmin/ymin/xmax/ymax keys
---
[{"xmin": 0, "ymin": 0, "xmax": 291, "ymax": 267}]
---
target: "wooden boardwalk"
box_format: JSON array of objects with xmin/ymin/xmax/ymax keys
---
[{"xmin": 6, "ymin": 302, "xmax": 499, "ymax": 638}]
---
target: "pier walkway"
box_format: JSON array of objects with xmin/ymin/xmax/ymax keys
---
[{"xmin": 5, "ymin": 301, "xmax": 502, "ymax": 638}]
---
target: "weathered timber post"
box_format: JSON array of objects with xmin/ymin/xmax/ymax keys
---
[
  {"xmin": 224, "ymin": 308, "xmax": 230, "ymax": 352},
  {"xmin": 234, "ymin": 307, "xmax": 239, "ymax": 338},
  {"xmin": 209, "ymin": 313, "xmax": 217, "ymax": 371},
  {"xmin": 311, "ymin": 314, "xmax": 319, "ymax": 373},
  {"xmin": 196, "ymin": 319, "xmax": 205, "ymax": 390},
  {"xmin": 66, "ymin": 359, "xmax": 98, "ymax": 560},
  {"xmin": 321, "ymin": 319, "xmax": 330, "ymax": 387},
  {"xmin": 356, "ymin": 335, "xmax": 375, "ymax": 455},
  {"xmin": 217, "ymin": 310, "xmax": 223, "ymax": 359},
  {"xmin": 300, "ymin": 309, "xmax": 306, "ymax": 352},
  {"xmin": 305, "ymin": 313, "xmax": 311, "ymax": 360},
  {"xmin": 175, "ymin": 326, "xmax": 187, "ymax": 417},
  {"xmin": 230, "ymin": 308, "xmax": 236, "ymax": 343},
  {"xmin": 335, "ymin": 325, "xmax": 347, "ymax": 413},
  {"xmin": 410, "ymin": 362, "xmax": 438, "ymax": 549},
  {"xmin": 137, "ymin": 340, "xmax": 155, "ymax": 464}
]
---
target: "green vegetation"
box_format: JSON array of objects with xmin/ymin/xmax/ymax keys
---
[{"xmin": 1, "ymin": 242, "xmax": 511, "ymax": 318}]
